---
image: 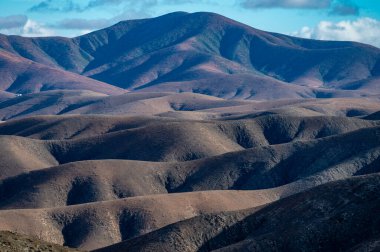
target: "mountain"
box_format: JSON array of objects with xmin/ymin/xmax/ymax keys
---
[{"xmin": 0, "ymin": 12, "xmax": 379, "ymax": 100}]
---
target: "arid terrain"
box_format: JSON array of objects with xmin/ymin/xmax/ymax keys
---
[{"xmin": 0, "ymin": 11, "xmax": 379, "ymax": 252}]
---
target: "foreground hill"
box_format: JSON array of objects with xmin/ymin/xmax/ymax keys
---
[
  {"xmin": 0, "ymin": 190, "xmax": 279, "ymax": 250},
  {"xmin": 97, "ymin": 173, "xmax": 380, "ymax": 252},
  {"xmin": 0, "ymin": 12, "xmax": 379, "ymax": 99},
  {"xmin": 0, "ymin": 121, "xmax": 379, "ymax": 210},
  {"xmin": 0, "ymin": 231, "xmax": 80, "ymax": 252},
  {"xmin": 0, "ymin": 114, "xmax": 379, "ymax": 250}
]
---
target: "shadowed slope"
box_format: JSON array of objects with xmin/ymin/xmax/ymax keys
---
[
  {"xmin": 0, "ymin": 190, "xmax": 279, "ymax": 250},
  {"xmin": 96, "ymin": 173, "xmax": 380, "ymax": 252},
  {"xmin": 0, "ymin": 114, "xmax": 377, "ymax": 179},
  {"xmin": 1, "ymin": 124, "xmax": 379, "ymax": 209},
  {"xmin": 0, "ymin": 113, "xmax": 377, "ymax": 141},
  {"xmin": 365, "ymin": 110, "xmax": 380, "ymax": 120},
  {"xmin": 0, "ymin": 114, "xmax": 376, "ymax": 179}
]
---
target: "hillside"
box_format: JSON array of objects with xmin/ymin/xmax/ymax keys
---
[
  {"xmin": 0, "ymin": 115, "xmax": 378, "ymax": 209},
  {"xmin": 0, "ymin": 190, "xmax": 279, "ymax": 250},
  {"xmin": 0, "ymin": 91, "xmax": 379, "ymax": 120},
  {"xmin": 0, "ymin": 231, "xmax": 80, "ymax": 252},
  {"xmin": 0, "ymin": 115, "xmax": 379, "ymax": 250},
  {"xmin": 97, "ymin": 173, "xmax": 380, "ymax": 252},
  {"xmin": 0, "ymin": 49, "xmax": 124, "ymax": 95}
]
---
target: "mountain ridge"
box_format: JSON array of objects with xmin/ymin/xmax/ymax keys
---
[{"xmin": 0, "ymin": 12, "xmax": 379, "ymax": 100}]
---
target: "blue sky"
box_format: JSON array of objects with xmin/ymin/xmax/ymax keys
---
[{"xmin": 0, "ymin": 0, "xmax": 379, "ymax": 48}]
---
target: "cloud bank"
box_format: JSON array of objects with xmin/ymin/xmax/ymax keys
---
[
  {"xmin": 292, "ymin": 17, "xmax": 380, "ymax": 48},
  {"xmin": 240, "ymin": 0, "xmax": 359, "ymax": 16}
]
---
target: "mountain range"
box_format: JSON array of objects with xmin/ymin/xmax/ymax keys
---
[
  {"xmin": 0, "ymin": 12, "xmax": 379, "ymax": 101},
  {"xmin": 0, "ymin": 11, "xmax": 379, "ymax": 252}
]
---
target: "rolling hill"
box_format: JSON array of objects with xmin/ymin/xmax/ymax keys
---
[
  {"xmin": 0, "ymin": 91, "xmax": 379, "ymax": 120},
  {"xmin": 0, "ymin": 115, "xmax": 379, "ymax": 251},
  {"xmin": 97, "ymin": 173, "xmax": 380, "ymax": 252},
  {"xmin": 0, "ymin": 115, "xmax": 378, "ymax": 209}
]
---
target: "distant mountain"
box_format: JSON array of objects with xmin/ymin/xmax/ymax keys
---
[{"xmin": 0, "ymin": 12, "xmax": 379, "ymax": 99}]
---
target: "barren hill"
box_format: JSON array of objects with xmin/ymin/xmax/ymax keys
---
[
  {"xmin": 0, "ymin": 190, "xmax": 279, "ymax": 250},
  {"xmin": 0, "ymin": 116, "xmax": 379, "ymax": 210},
  {"xmin": 98, "ymin": 173, "xmax": 380, "ymax": 252},
  {"xmin": 0, "ymin": 91, "xmax": 379, "ymax": 121},
  {"xmin": 0, "ymin": 115, "xmax": 379, "ymax": 251}
]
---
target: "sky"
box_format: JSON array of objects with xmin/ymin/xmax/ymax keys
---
[{"xmin": 0, "ymin": 0, "xmax": 379, "ymax": 48}]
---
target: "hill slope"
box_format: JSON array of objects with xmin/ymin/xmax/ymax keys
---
[
  {"xmin": 0, "ymin": 115, "xmax": 379, "ymax": 250},
  {"xmin": 0, "ymin": 190, "xmax": 279, "ymax": 250},
  {"xmin": 96, "ymin": 173, "xmax": 380, "ymax": 252},
  {"xmin": 0, "ymin": 49, "xmax": 124, "ymax": 95},
  {"xmin": 0, "ymin": 231, "xmax": 80, "ymax": 252},
  {"xmin": 0, "ymin": 115, "xmax": 379, "ymax": 209}
]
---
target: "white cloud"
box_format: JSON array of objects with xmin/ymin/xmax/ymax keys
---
[
  {"xmin": 22, "ymin": 19, "xmax": 55, "ymax": 37},
  {"xmin": 0, "ymin": 19, "xmax": 55, "ymax": 37},
  {"xmin": 292, "ymin": 17, "xmax": 380, "ymax": 48}
]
